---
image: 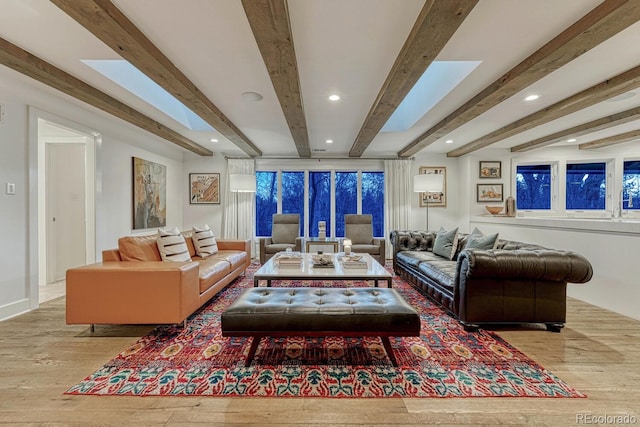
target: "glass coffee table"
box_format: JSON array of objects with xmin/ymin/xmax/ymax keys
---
[{"xmin": 253, "ymin": 253, "xmax": 392, "ymax": 288}]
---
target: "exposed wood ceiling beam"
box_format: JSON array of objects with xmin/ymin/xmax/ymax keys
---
[
  {"xmin": 400, "ymin": 0, "xmax": 640, "ymax": 158},
  {"xmin": 448, "ymin": 64, "xmax": 640, "ymax": 157},
  {"xmin": 511, "ymin": 105, "xmax": 640, "ymax": 152},
  {"xmin": 348, "ymin": 0, "xmax": 478, "ymax": 158},
  {"xmin": 579, "ymin": 129, "xmax": 640, "ymax": 150},
  {"xmin": 0, "ymin": 37, "xmax": 212, "ymax": 156},
  {"xmin": 242, "ymin": 0, "xmax": 310, "ymax": 158},
  {"xmin": 51, "ymin": 0, "xmax": 262, "ymax": 158}
]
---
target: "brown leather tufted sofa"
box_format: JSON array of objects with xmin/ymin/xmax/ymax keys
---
[
  {"xmin": 390, "ymin": 230, "xmax": 593, "ymax": 332},
  {"xmin": 66, "ymin": 233, "xmax": 250, "ymax": 329}
]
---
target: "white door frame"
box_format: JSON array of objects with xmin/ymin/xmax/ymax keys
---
[{"xmin": 27, "ymin": 107, "xmax": 100, "ymax": 309}]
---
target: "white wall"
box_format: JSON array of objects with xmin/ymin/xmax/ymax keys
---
[{"xmin": 0, "ymin": 67, "xmax": 187, "ymax": 320}]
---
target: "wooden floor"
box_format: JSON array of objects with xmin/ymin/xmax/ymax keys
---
[{"xmin": 0, "ymin": 295, "xmax": 638, "ymax": 427}]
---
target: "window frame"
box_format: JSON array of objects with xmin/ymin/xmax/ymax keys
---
[
  {"xmin": 564, "ymin": 159, "xmax": 611, "ymax": 214},
  {"xmin": 513, "ymin": 161, "xmax": 559, "ymax": 214}
]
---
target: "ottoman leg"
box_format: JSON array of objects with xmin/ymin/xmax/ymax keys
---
[
  {"xmin": 245, "ymin": 336, "xmax": 261, "ymax": 367},
  {"xmin": 381, "ymin": 337, "xmax": 398, "ymax": 367}
]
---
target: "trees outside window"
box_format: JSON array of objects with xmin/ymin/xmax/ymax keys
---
[
  {"xmin": 256, "ymin": 171, "xmax": 277, "ymax": 236},
  {"xmin": 362, "ymin": 172, "xmax": 384, "ymax": 237},
  {"xmin": 516, "ymin": 164, "xmax": 551, "ymax": 210},
  {"xmin": 308, "ymin": 171, "xmax": 331, "ymax": 237},
  {"xmin": 335, "ymin": 172, "xmax": 357, "ymax": 237},
  {"xmin": 623, "ymin": 160, "xmax": 640, "ymax": 210},
  {"xmin": 566, "ymin": 162, "xmax": 606, "ymax": 210},
  {"xmin": 282, "ymin": 171, "xmax": 305, "ymax": 235}
]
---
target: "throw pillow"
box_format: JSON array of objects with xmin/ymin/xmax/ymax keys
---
[
  {"xmin": 433, "ymin": 227, "xmax": 459, "ymax": 260},
  {"xmin": 465, "ymin": 232, "xmax": 499, "ymax": 250},
  {"xmin": 157, "ymin": 227, "xmax": 191, "ymax": 262},
  {"xmin": 192, "ymin": 224, "xmax": 218, "ymax": 257}
]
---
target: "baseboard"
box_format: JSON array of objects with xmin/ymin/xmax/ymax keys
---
[{"xmin": 0, "ymin": 298, "xmax": 31, "ymax": 322}]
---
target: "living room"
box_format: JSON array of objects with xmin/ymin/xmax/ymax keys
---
[{"xmin": 1, "ymin": 0, "xmax": 639, "ymax": 424}]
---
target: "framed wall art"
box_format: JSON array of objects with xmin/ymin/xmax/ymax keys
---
[
  {"xmin": 189, "ymin": 173, "xmax": 220, "ymax": 204},
  {"xmin": 477, "ymin": 183, "xmax": 504, "ymax": 202},
  {"xmin": 479, "ymin": 161, "xmax": 502, "ymax": 178},
  {"xmin": 418, "ymin": 166, "xmax": 447, "ymax": 207},
  {"xmin": 132, "ymin": 157, "xmax": 167, "ymax": 230}
]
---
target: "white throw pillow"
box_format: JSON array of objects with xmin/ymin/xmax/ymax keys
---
[
  {"xmin": 157, "ymin": 227, "xmax": 191, "ymax": 262},
  {"xmin": 192, "ymin": 224, "xmax": 218, "ymax": 257}
]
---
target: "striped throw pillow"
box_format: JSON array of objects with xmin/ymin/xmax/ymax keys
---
[
  {"xmin": 157, "ymin": 227, "xmax": 191, "ymax": 262},
  {"xmin": 193, "ymin": 224, "xmax": 218, "ymax": 257}
]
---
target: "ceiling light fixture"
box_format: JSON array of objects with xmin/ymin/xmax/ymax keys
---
[
  {"xmin": 445, "ymin": 139, "xmax": 454, "ymax": 144},
  {"xmin": 524, "ymin": 94, "xmax": 540, "ymax": 101},
  {"xmin": 241, "ymin": 91, "xmax": 264, "ymax": 102},
  {"xmin": 325, "ymin": 139, "xmax": 333, "ymax": 144},
  {"xmin": 328, "ymin": 94, "xmax": 340, "ymax": 101},
  {"xmin": 567, "ymin": 138, "xmax": 577, "ymax": 142},
  {"xmin": 210, "ymin": 138, "xmax": 218, "ymax": 143}
]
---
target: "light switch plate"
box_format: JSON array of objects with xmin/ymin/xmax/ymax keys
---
[{"xmin": 6, "ymin": 183, "xmax": 15, "ymax": 195}]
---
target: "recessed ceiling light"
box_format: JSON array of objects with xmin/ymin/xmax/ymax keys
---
[
  {"xmin": 241, "ymin": 91, "xmax": 264, "ymax": 102},
  {"xmin": 210, "ymin": 138, "xmax": 218, "ymax": 143},
  {"xmin": 325, "ymin": 139, "xmax": 333, "ymax": 144},
  {"xmin": 524, "ymin": 94, "xmax": 540, "ymax": 101},
  {"xmin": 445, "ymin": 139, "xmax": 454, "ymax": 144},
  {"xmin": 567, "ymin": 138, "xmax": 577, "ymax": 142},
  {"xmin": 328, "ymin": 94, "xmax": 340, "ymax": 101}
]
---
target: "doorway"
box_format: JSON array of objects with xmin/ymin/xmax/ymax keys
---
[{"xmin": 33, "ymin": 114, "xmax": 97, "ymax": 305}]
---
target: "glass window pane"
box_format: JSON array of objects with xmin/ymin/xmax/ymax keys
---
[
  {"xmin": 308, "ymin": 171, "xmax": 331, "ymax": 237},
  {"xmin": 362, "ymin": 172, "xmax": 385, "ymax": 237},
  {"xmin": 566, "ymin": 162, "xmax": 606, "ymax": 210},
  {"xmin": 516, "ymin": 164, "xmax": 551, "ymax": 209},
  {"xmin": 335, "ymin": 172, "xmax": 357, "ymax": 237},
  {"xmin": 282, "ymin": 171, "xmax": 305, "ymax": 235},
  {"xmin": 255, "ymin": 171, "xmax": 277, "ymax": 236},
  {"xmin": 623, "ymin": 160, "xmax": 640, "ymax": 210}
]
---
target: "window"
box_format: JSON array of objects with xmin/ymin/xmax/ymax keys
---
[
  {"xmin": 516, "ymin": 164, "xmax": 551, "ymax": 210},
  {"xmin": 566, "ymin": 162, "xmax": 606, "ymax": 210},
  {"xmin": 335, "ymin": 172, "xmax": 357, "ymax": 237},
  {"xmin": 362, "ymin": 172, "xmax": 385, "ymax": 237},
  {"xmin": 255, "ymin": 169, "xmax": 385, "ymax": 238},
  {"xmin": 308, "ymin": 171, "xmax": 331, "ymax": 237},
  {"xmin": 623, "ymin": 160, "xmax": 640, "ymax": 211},
  {"xmin": 282, "ymin": 171, "xmax": 305, "ymax": 235},
  {"xmin": 256, "ymin": 171, "xmax": 277, "ymax": 236}
]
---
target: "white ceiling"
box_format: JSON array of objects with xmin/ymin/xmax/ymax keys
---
[{"xmin": 2, "ymin": 0, "xmax": 640, "ymax": 158}]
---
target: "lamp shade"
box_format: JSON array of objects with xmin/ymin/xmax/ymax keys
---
[
  {"xmin": 413, "ymin": 173, "xmax": 444, "ymax": 193},
  {"xmin": 229, "ymin": 174, "xmax": 256, "ymax": 192}
]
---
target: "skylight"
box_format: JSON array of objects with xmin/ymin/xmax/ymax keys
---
[
  {"xmin": 381, "ymin": 61, "xmax": 481, "ymax": 132},
  {"xmin": 82, "ymin": 59, "xmax": 213, "ymax": 131}
]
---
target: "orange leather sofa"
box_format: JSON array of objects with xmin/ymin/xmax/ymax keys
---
[{"xmin": 66, "ymin": 233, "xmax": 250, "ymax": 328}]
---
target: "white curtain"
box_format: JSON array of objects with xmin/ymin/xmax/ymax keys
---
[
  {"xmin": 224, "ymin": 159, "xmax": 256, "ymax": 254},
  {"xmin": 384, "ymin": 159, "xmax": 413, "ymax": 259}
]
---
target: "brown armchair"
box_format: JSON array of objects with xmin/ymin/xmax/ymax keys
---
[
  {"xmin": 259, "ymin": 214, "xmax": 303, "ymax": 264},
  {"xmin": 344, "ymin": 214, "xmax": 386, "ymax": 266}
]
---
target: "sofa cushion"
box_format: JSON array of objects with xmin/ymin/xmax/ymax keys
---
[
  {"xmin": 433, "ymin": 227, "xmax": 459, "ymax": 260},
  {"xmin": 193, "ymin": 224, "xmax": 219, "ymax": 257},
  {"xmin": 418, "ymin": 260, "xmax": 456, "ymax": 290},
  {"xmin": 195, "ymin": 258, "xmax": 232, "ymax": 293},
  {"xmin": 465, "ymin": 232, "xmax": 499, "ymax": 250},
  {"xmin": 157, "ymin": 227, "xmax": 191, "ymax": 262},
  {"xmin": 351, "ymin": 243, "xmax": 381, "ymax": 255},
  {"xmin": 211, "ymin": 250, "xmax": 248, "ymax": 270},
  {"xmin": 265, "ymin": 243, "xmax": 297, "ymax": 254},
  {"xmin": 397, "ymin": 250, "xmax": 444, "ymax": 268},
  {"xmin": 118, "ymin": 235, "xmax": 162, "ymax": 261}
]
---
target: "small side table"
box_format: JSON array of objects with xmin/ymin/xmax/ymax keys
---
[{"xmin": 305, "ymin": 237, "xmax": 340, "ymax": 253}]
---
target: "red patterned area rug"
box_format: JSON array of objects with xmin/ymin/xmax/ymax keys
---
[{"xmin": 66, "ymin": 264, "xmax": 584, "ymax": 398}]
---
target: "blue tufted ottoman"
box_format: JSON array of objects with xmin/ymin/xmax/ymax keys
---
[{"xmin": 221, "ymin": 287, "xmax": 421, "ymax": 366}]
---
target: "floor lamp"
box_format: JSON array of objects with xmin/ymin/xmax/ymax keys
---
[
  {"xmin": 229, "ymin": 174, "xmax": 256, "ymax": 239},
  {"xmin": 413, "ymin": 173, "xmax": 444, "ymax": 231}
]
